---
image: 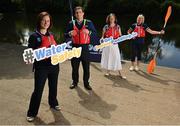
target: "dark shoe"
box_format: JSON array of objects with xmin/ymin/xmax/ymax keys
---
[
  {"xmin": 70, "ymin": 83, "xmax": 77, "ymax": 89},
  {"xmin": 84, "ymin": 85, "xmax": 92, "ymax": 90},
  {"xmin": 50, "ymin": 105, "xmax": 61, "ymax": 111}
]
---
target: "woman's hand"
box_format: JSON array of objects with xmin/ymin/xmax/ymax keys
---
[
  {"xmin": 25, "ymin": 61, "xmax": 33, "ymax": 65},
  {"xmin": 160, "ymin": 30, "xmax": 165, "ymax": 35}
]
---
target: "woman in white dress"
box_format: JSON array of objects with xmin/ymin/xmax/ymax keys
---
[{"xmin": 101, "ymin": 13, "xmax": 126, "ymax": 79}]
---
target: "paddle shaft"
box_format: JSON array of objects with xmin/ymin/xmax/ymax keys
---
[
  {"xmin": 153, "ymin": 6, "xmax": 172, "ymax": 60},
  {"xmin": 68, "ymin": 0, "xmax": 74, "ymax": 21}
]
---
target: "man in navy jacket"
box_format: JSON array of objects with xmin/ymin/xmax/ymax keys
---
[{"xmin": 65, "ymin": 6, "xmax": 97, "ymax": 90}]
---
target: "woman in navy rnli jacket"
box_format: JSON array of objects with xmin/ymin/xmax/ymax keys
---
[{"xmin": 26, "ymin": 12, "xmax": 60, "ymax": 122}]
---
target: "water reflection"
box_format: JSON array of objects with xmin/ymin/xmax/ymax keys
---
[
  {"xmin": 0, "ymin": 13, "xmax": 179, "ymax": 69},
  {"xmin": 142, "ymin": 37, "xmax": 164, "ymax": 62},
  {"xmin": 157, "ymin": 41, "xmax": 180, "ymax": 68},
  {"xmin": 18, "ymin": 28, "xmax": 30, "ymax": 46}
]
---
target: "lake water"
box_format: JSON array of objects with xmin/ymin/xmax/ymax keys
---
[{"xmin": 0, "ymin": 13, "xmax": 180, "ymax": 69}]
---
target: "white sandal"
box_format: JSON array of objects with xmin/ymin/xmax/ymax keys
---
[
  {"xmin": 119, "ymin": 75, "xmax": 126, "ymax": 79},
  {"xmin": 105, "ymin": 73, "xmax": 110, "ymax": 76}
]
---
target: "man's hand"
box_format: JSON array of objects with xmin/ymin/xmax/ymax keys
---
[
  {"xmin": 69, "ymin": 30, "xmax": 78, "ymax": 36},
  {"xmin": 82, "ymin": 29, "xmax": 90, "ymax": 35}
]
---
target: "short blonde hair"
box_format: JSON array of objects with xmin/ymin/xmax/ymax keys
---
[{"xmin": 137, "ymin": 14, "xmax": 145, "ymax": 23}]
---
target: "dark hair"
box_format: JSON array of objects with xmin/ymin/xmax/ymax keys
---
[
  {"xmin": 106, "ymin": 13, "xmax": 118, "ymax": 25},
  {"xmin": 36, "ymin": 12, "xmax": 52, "ymax": 30},
  {"xmin": 74, "ymin": 6, "xmax": 84, "ymax": 13}
]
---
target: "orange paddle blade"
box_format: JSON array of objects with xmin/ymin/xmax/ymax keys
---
[
  {"xmin": 164, "ymin": 6, "xmax": 172, "ymax": 28},
  {"xmin": 147, "ymin": 59, "xmax": 156, "ymax": 74},
  {"xmin": 165, "ymin": 6, "xmax": 172, "ymax": 22}
]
